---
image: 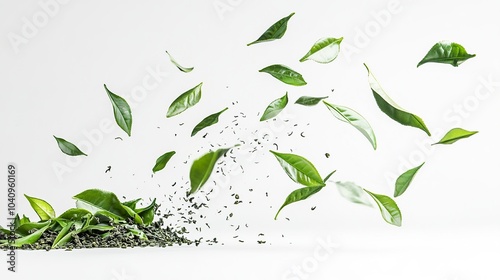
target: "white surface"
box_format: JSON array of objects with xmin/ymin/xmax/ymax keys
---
[{"xmin": 1, "ymin": 0, "xmax": 500, "ymax": 279}]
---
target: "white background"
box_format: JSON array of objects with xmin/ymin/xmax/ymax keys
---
[{"xmin": 1, "ymin": 0, "xmax": 499, "ymax": 279}]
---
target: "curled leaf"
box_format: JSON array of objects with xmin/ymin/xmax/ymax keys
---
[
  {"xmin": 323, "ymin": 101, "xmax": 377, "ymax": 150},
  {"xmin": 192, "ymin": 107, "xmax": 228, "ymax": 136},
  {"xmin": 270, "ymin": 150, "xmax": 325, "ymax": 187},
  {"xmin": 53, "ymin": 136, "xmax": 87, "ymax": 156},
  {"xmin": 300, "ymin": 37, "xmax": 343, "ymax": 63},
  {"xmin": 364, "ymin": 189, "xmax": 402, "ymax": 227},
  {"xmin": 260, "ymin": 93, "xmax": 288, "ymax": 121},
  {"xmin": 247, "ymin": 12, "xmax": 295, "ymax": 46},
  {"xmin": 166, "ymin": 82, "xmax": 203, "ymax": 118},
  {"xmin": 417, "ymin": 41, "xmax": 476, "ymax": 67},
  {"xmin": 394, "ymin": 163, "xmax": 425, "ymax": 197},
  {"xmin": 275, "ymin": 186, "xmax": 324, "ymax": 220},
  {"xmin": 259, "ymin": 64, "xmax": 307, "ymax": 86},
  {"xmin": 433, "ymin": 128, "xmax": 478, "ymax": 145},
  {"xmin": 364, "ymin": 64, "xmax": 431, "ymax": 136},
  {"xmin": 104, "ymin": 84, "xmax": 132, "ymax": 136},
  {"xmin": 166, "ymin": 50, "xmax": 193, "ymax": 73},
  {"xmin": 335, "ymin": 182, "xmax": 372, "ymax": 207}
]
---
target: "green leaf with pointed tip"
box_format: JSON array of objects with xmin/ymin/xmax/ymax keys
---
[
  {"xmin": 323, "ymin": 101, "xmax": 377, "ymax": 150},
  {"xmin": 52, "ymin": 221, "xmax": 74, "ymax": 248},
  {"xmin": 152, "ymin": 151, "xmax": 176, "ymax": 173},
  {"xmin": 19, "ymin": 215, "xmax": 30, "ymax": 225},
  {"xmin": 10, "ymin": 223, "xmax": 50, "ymax": 247},
  {"xmin": 394, "ymin": 163, "xmax": 425, "ymax": 197},
  {"xmin": 73, "ymin": 189, "xmax": 130, "ymax": 221},
  {"xmin": 300, "ymin": 37, "xmax": 343, "ymax": 63},
  {"xmin": 15, "ymin": 221, "xmax": 51, "ymax": 236},
  {"xmin": 260, "ymin": 93, "xmax": 288, "ymax": 121},
  {"xmin": 432, "ymin": 128, "xmax": 478, "ymax": 145},
  {"xmin": 104, "ymin": 84, "xmax": 132, "ymax": 136},
  {"xmin": 53, "ymin": 136, "xmax": 87, "ymax": 156},
  {"xmin": 323, "ymin": 170, "xmax": 337, "ymax": 183},
  {"xmin": 270, "ymin": 150, "xmax": 325, "ymax": 187},
  {"xmin": 364, "ymin": 189, "xmax": 402, "ymax": 227},
  {"xmin": 295, "ymin": 96, "xmax": 328, "ymax": 106},
  {"xmin": 121, "ymin": 199, "xmax": 142, "ymax": 211},
  {"xmin": 259, "ymin": 65, "xmax": 307, "ymax": 86},
  {"xmin": 275, "ymin": 186, "xmax": 324, "ymax": 220},
  {"xmin": 136, "ymin": 199, "xmax": 157, "ymax": 225},
  {"xmin": 192, "ymin": 107, "xmax": 228, "ymax": 136},
  {"xmin": 122, "ymin": 204, "xmax": 144, "ymax": 225},
  {"xmin": 417, "ymin": 41, "xmax": 476, "ymax": 67},
  {"xmin": 364, "ymin": 64, "xmax": 431, "ymax": 136},
  {"xmin": 166, "ymin": 50, "xmax": 194, "ymax": 73},
  {"xmin": 83, "ymin": 224, "xmax": 114, "ymax": 232},
  {"xmin": 166, "ymin": 82, "xmax": 203, "ymax": 118},
  {"xmin": 0, "ymin": 225, "xmax": 11, "ymax": 235},
  {"xmin": 335, "ymin": 181, "xmax": 372, "ymax": 207},
  {"xmin": 57, "ymin": 208, "xmax": 92, "ymax": 221},
  {"xmin": 247, "ymin": 12, "xmax": 295, "ymax": 46},
  {"xmin": 189, "ymin": 147, "xmax": 233, "ymax": 195},
  {"xmin": 24, "ymin": 194, "xmax": 56, "ymax": 221}
]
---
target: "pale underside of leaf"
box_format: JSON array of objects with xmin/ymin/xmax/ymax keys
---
[
  {"xmin": 166, "ymin": 50, "xmax": 194, "ymax": 73},
  {"xmin": 335, "ymin": 182, "xmax": 372, "ymax": 207},
  {"xmin": 323, "ymin": 101, "xmax": 377, "ymax": 150},
  {"xmin": 300, "ymin": 37, "xmax": 343, "ymax": 63}
]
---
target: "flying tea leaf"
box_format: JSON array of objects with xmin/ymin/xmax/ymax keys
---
[{"xmin": 247, "ymin": 12, "xmax": 295, "ymax": 46}]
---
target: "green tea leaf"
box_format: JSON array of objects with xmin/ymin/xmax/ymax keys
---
[
  {"xmin": 335, "ymin": 182, "xmax": 372, "ymax": 207},
  {"xmin": 259, "ymin": 64, "xmax": 307, "ymax": 86},
  {"xmin": 295, "ymin": 96, "xmax": 328, "ymax": 106},
  {"xmin": 152, "ymin": 151, "xmax": 176, "ymax": 173},
  {"xmin": 104, "ymin": 84, "xmax": 132, "ymax": 136},
  {"xmin": 364, "ymin": 189, "xmax": 402, "ymax": 227},
  {"xmin": 323, "ymin": 101, "xmax": 377, "ymax": 150},
  {"xmin": 19, "ymin": 215, "xmax": 31, "ymax": 225},
  {"xmin": 323, "ymin": 170, "xmax": 337, "ymax": 183},
  {"xmin": 191, "ymin": 107, "xmax": 228, "ymax": 136},
  {"xmin": 0, "ymin": 225, "xmax": 11, "ymax": 235},
  {"xmin": 11, "ymin": 223, "xmax": 50, "ymax": 247},
  {"xmin": 270, "ymin": 151, "xmax": 325, "ymax": 187},
  {"xmin": 417, "ymin": 41, "xmax": 476, "ymax": 67},
  {"xmin": 166, "ymin": 50, "xmax": 194, "ymax": 73},
  {"xmin": 121, "ymin": 199, "xmax": 142, "ymax": 210},
  {"xmin": 73, "ymin": 189, "xmax": 130, "ymax": 221},
  {"xmin": 275, "ymin": 186, "xmax": 324, "ymax": 220},
  {"xmin": 166, "ymin": 82, "xmax": 203, "ymax": 118},
  {"xmin": 122, "ymin": 204, "xmax": 144, "ymax": 225},
  {"xmin": 126, "ymin": 225, "xmax": 148, "ymax": 240},
  {"xmin": 15, "ymin": 221, "xmax": 51, "ymax": 236},
  {"xmin": 189, "ymin": 147, "xmax": 233, "ymax": 195},
  {"xmin": 300, "ymin": 37, "xmax": 343, "ymax": 63},
  {"xmin": 432, "ymin": 128, "xmax": 478, "ymax": 145},
  {"xmin": 83, "ymin": 224, "xmax": 114, "ymax": 232},
  {"xmin": 57, "ymin": 208, "xmax": 92, "ymax": 222},
  {"xmin": 24, "ymin": 195, "xmax": 56, "ymax": 221},
  {"xmin": 53, "ymin": 136, "xmax": 87, "ymax": 156},
  {"xmin": 247, "ymin": 12, "xmax": 295, "ymax": 46},
  {"xmin": 136, "ymin": 198, "xmax": 157, "ymax": 225},
  {"xmin": 394, "ymin": 163, "xmax": 425, "ymax": 197},
  {"xmin": 364, "ymin": 64, "xmax": 431, "ymax": 136},
  {"xmin": 260, "ymin": 93, "xmax": 288, "ymax": 121},
  {"xmin": 52, "ymin": 221, "xmax": 74, "ymax": 249}
]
